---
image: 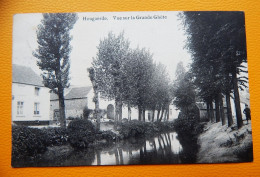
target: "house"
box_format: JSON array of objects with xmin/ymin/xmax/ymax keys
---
[
  {"xmin": 50, "ymin": 86, "xmax": 179, "ymax": 122},
  {"xmin": 50, "ymin": 86, "xmax": 92, "ymax": 120},
  {"xmin": 12, "ymin": 64, "xmax": 51, "ymax": 125}
]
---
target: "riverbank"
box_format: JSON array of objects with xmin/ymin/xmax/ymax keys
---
[
  {"xmin": 197, "ymin": 121, "xmax": 253, "ymax": 163},
  {"xmin": 12, "ymin": 120, "xmax": 177, "ymax": 167}
]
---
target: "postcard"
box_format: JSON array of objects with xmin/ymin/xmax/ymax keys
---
[{"xmin": 11, "ymin": 11, "xmax": 253, "ymax": 167}]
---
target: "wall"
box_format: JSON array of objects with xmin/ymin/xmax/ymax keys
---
[
  {"xmin": 12, "ymin": 83, "xmax": 50, "ymax": 122},
  {"xmin": 50, "ymin": 98, "xmax": 88, "ymax": 118}
]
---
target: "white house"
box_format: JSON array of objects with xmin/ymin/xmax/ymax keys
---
[
  {"xmin": 50, "ymin": 86, "xmax": 179, "ymax": 122},
  {"xmin": 12, "ymin": 64, "xmax": 51, "ymax": 125}
]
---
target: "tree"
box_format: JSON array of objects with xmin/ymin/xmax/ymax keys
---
[
  {"xmin": 180, "ymin": 12, "xmax": 247, "ymax": 128},
  {"xmin": 88, "ymin": 67, "xmax": 100, "ymax": 130},
  {"xmin": 91, "ymin": 32, "xmax": 130, "ymax": 124},
  {"xmin": 33, "ymin": 13, "xmax": 78, "ymax": 128},
  {"xmin": 173, "ymin": 62, "xmax": 197, "ymax": 120},
  {"xmin": 129, "ymin": 48, "xmax": 154, "ymax": 121}
]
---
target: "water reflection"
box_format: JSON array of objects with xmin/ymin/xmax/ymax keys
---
[
  {"xmin": 92, "ymin": 132, "xmax": 183, "ymax": 165},
  {"xmin": 15, "ymin": 131, "xmax": 192, "ymax": 167}
]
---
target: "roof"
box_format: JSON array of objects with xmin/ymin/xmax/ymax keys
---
[
  {"xmin": 50, "ymin": 86, "xmax": 92, "ymax": 101},
  {"xmin": 12, "ymin": 64, "xmax": 44, "ymax": 87}
]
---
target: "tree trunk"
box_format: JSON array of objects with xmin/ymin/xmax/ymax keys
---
[
  {"xmin": 159, "ymin": 108, "xmax": 165, "ymax": 122},
  {"xmin": 232, "ymin": 69, "xmax": 243, "ymax": 129},
  {"xmin": 58, "ymin": 87, "xmax": 66, "ymax": 128},
  {"xmin": 225, "ymin": 92, "xmax": 233, "ymax": 127},
  {"xmin": 157, "ymin": 108, "xmax": 161, "ymax": 121},
  {"xmin": 215, "ymin": 95, "xmax": 220, "ymax": 122},
  {"xmin": 138, "ymin": 105, "xmax": 142, "ymax": 121},
  {"xmin": 97, "ymin": 150, "xmax": 101, "ymax": 165},
  {"xmin": 219, "ymin": 94, "xmax": 226, "ymax": 125},
  {"xmin": 115, "ymin": 149, "xmax": 119, "ymax": 165},
  {"xmin": 209, "ymin": 102, "xmax": 214, "ymax": 122},
  {"xmin": 115, "ymin": 100, "xmax": 119, "ymax": 127},
  {"xmin": 119, "ymin": 100, "xmax": 122, "ymax": 122},
  {"xmin": 167, "ymin": 106, "xmax": 170, "ymax": 121},
  {"xmin": 152, "ymin": 109, "xmax": 155, "ymax": 122},
  {"xmin": 164, "ymin": 108, "xmax": 168, "ymax": 122},
  {"xmin": 94, "ymin": 89, "xmax": 100, "ymax": 130},
  {"xmin": 119, "ymin": 148, "xmax": 124, "ymax": 165},
  {"xmin": 142, "ymin": 108, "xmax": 146, "ymax": 122},
  {"xmin": 128, "ymin": 102, "xmax": 131, "ymax": 121},
  {"xmin": 164, "ymin": 105, "xmax": 169, "ymax": 122},
  {"xmin": 206, "ymin": 102, "xmax": 210, "ymax": 121}
]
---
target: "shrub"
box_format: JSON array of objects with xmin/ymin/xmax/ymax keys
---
[
  {"xmin": 119, "ymin": 120, "xmax": 146, "ymax": 138},
  {"xmin": 173, "ymin": 117, "xmax": 204, "ymax": 136},
  {"xmin": 118, "ymin": 121, "xmax": 176, "ymax": 138},
  {"xmin": 12, "ymin": 126, "xmax": 48, "ymax": 161},
  {"xmin": 83, "ymin": 107, "xmax": 92, "ymax": 120},
  {"xmin": 101, "ymin": 130, "xmax": 119, "ymax": 141},
  {"xmin": 42, "ymin": 127, "xmax": 68, "ymax": 146},
  {"xmin": 67, "ymin": 119, "xmax": 96, "ymax": 149}
]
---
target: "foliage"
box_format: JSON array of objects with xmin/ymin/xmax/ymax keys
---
[
  {"xmin": 91, "ymin": 32, "xmax": 130, "ymax": 121},
  {"xmin": 172, "ymin": 62, "xmax": 197, "ymax": 119},
  {"xmin": 12, "ymin": 126, "xmax": 49, "ymax": 161},
  {"xmin": 119, "ymin": 120, "xmax": 146, "ymax": 138},
  {"xmin": 91, "ymin": 32, "xmax": 172, "ymax": 122},
  {"xmin": 174, "ymin": 117, "xmax": 204, "ymax": 137},
  {"xmin": 43, "ymin": 127, "xmax": 68, "ymax": 146},
  {"xmin": 98, "ymin": 130, "xmax": 120, "ymax": 142},
  {"xmin": 83, "ymin": 107, "xmax": 92, "ymax": 120},
  {"xmin": 12, "ymin": 125, "xmax": 69, "ymax": 163},
  {"xmin": 33, "ymin": 13, "xmax": 78, "ymax": 128},
  {"xmin": 118, "ymin": 120, "xmax": 175, "ymax": 138},
  {"xmin": 67, "ymin": 119, "xmax": 96, "ymax": 149},
  {"xmin": 180, "ymin": 12, "xmax": 247, "ymax": 128}
]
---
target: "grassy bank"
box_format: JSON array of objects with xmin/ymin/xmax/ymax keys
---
[{"xmin": 197, "ymin": 122, "xmax": 253, "ymax": 163}]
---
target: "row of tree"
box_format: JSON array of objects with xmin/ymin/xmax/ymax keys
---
[
  {"xmin": 89, "ymin": 32, "xmax": 172, "ymax": 125},
  {"xmin": 33, "ymin": 13, "xmax": 172, "ymax": 129},
  {"xmin": 177, "ymin": 11, "xmax": 248, "ymax": 128}
]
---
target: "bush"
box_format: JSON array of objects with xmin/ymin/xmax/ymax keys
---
[
  {"xmin": 119, "ymin": 120, "xmax": 146, "ymax": 138},
  {"xmin": 101, "ymin": 130, "xmax": 119, "ymax": 141},
  {"xmin": 118, "ymin": 120, "xmax": 176, "ymax": 138},
  {"xmin": 173, "ymin": 117, "xmax": 204, "ymax": 136},
  {"xmin": 12, "ymin": 126, "xmax": 48, "ymax": 161},
  {"xmin": 67, "ymin": 119, "xmax": 96, "ymax": 149},
  {"xmin": 83, "ymin": 107, "xmax": 92, "ymax": 120},
  {"xmin": 42, "ymin": 127, "xmax": 68, "ymax": 146}
]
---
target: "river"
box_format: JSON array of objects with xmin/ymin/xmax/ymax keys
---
[{"xmin": 13, "ymin": 131, "xmax": 198, "ymax": 167}]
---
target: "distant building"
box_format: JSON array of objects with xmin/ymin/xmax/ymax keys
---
[
  {"xmin": 50, "ymin": 86, "xmax": 92, "ymax": 121},
  {"xmin": 50, "ymin": 86, "xmax": 179, "ymax": 122},
  {"xmin": 196, "ymin": 91, "xmax": 250, "ymax": 121},
  {"xmin": 12, "ymin": 64, "xmax": 51, "ymax": 125}
]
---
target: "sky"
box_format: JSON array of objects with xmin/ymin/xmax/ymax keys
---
[{"xmin": 12, "ymin": 11, "xmax": 192, "ymax": 87}]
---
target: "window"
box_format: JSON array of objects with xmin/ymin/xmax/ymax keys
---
[
  {"xmin": 170, "ymin": 109, "xmax": 172, "ymax": 116},
  {"xmin": 35, "ymin": 87, "xmax": 40, "ymax": 96},
  {"xmin": 17, "ymin": 101, "xmax": 24, "ymax": 115},
  {"xmin": 34, "ymin": 103, "xmax": 40, "ymax": 115}
]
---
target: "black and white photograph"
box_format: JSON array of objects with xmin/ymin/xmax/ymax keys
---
[{"xmin": 11, "ymin": 11, "xmax": 253, "ymax": 167}]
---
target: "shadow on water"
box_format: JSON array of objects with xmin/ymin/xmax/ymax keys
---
[
  {"xmin": 176, "ymin": 132, "xmax": 199, "ymax": 164},
  {"xmin": 13, "ymin": 131, "xmax": 199, "ymax": 167}
]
